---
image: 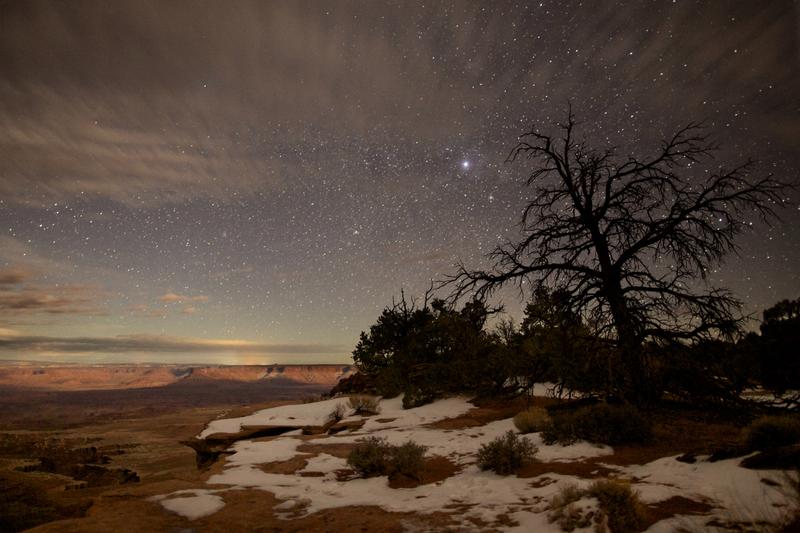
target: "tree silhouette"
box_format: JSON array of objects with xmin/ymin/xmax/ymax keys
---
[
  {"xmin": 448, "ymin": 109, "xmax": 788, "ymax": 404},
  {"xmin": 758, "ymin": 298, "xmax": 800, "ymax": 398}
]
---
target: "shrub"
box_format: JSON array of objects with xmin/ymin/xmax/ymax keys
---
[
  {"xmin": 347, "ymin": 436, "xmax": 391, "ymax": 477},
  {"xmin": 348, "ymin": 395, "xmax": 381, "ymax": 416},
  {"xmin": 390, "ymin": 441, "xmax": 426, "ymax": 480},
  {"xmin": 327, "ymin": 403, "xmax": 347, "ymax": 424},
  {"xmin": 588, "ymin": 479, "xmax": 647, "ymax": 533},
  {"xmin": 513, "ymin": 406, "xmax": 551, "ymax": 434},
  {"xmin": 742, "ymin": 415, "xmax": 800, "ymax": 451},
  {"xmin": 548, "ymin": 484, "xmax": 591, "ymax": 531},
  {"xmin": 548, "ymin": 480, "xmax": 646, "ymax": 533},
  {"xmin": 347, "ymin": 437, "xmax": 427, "ymax": 480},
  {"xmin": 476, "ymin": 430, "xmax": 537, "ymax": 475},
  {"xmin": 402, "ymin": 384, "xmax": 437, "ymax": 409},
  {"xmin": 542, "ymin": 403, "xmax": 652, "ymax": 446}
]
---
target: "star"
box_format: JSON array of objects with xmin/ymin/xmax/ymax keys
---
[{"xmin": 0, "ymin": 1, "xmax": 796, "ymax": 364}]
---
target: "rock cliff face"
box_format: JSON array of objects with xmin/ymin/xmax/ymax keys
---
[{"xmin": 0, "ymin": 364, "xmax": 353, "ymax": 391}]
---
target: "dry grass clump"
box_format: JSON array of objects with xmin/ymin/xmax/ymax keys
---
[
  {"xmin": 780, "ymin": 469, "xmax": 800, "ymax": 530},
  {"xmin": 476, "ymin": 430, "xmax": 537, "ymax": 475},
  {"xmin": 326, "ymin": 403, "xmax": 347, "ymax": 424},
  {"xmin": 548, "ymin": 479, "xmax": 646, "ymax": 533},
  {"xmin": 588, "ymin": 479, "xmax": 647, "ymax": 532},
  {"xmin": 348, "ymin": 395, "xmax": 381, "ymax": 416},
  {"xmin": 742, "ymin": 415, "xmax": 800, "ymax": 451},
  {"xmin": 548, "ymin": 484, "xmax": 592, "ymax": 531},
  {"xmin": 513, "ymin": 406, "xmax": 551, "ymax": 434}
]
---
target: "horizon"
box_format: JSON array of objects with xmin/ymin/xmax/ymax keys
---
[{"xmin": 1, "ymin": 1, "xmax": 798, "ymax": 365}]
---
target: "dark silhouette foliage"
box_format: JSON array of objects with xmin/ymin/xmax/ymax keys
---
[
  {"xmin": 742, "ymin": 416, "xmax": 800, "ymax": 451},
  {"xmin": 518, "ymin": 286, "xmax": 606, "ymax": 396},
  {"xmin": 351, "ymin": 294, "xmax": 515, "ymax": 406},
  {"xmin": 541, "ymin": 403, "xmax": 652, "ymax": 446},
  {"xmin": 448, "ymin": 108, "xmax": 788, "ymax": 404},
  {"xmin": 757, "ymin": 298, "xmax": 800, "ymax": 396}
]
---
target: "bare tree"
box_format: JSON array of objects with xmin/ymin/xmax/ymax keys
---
[{"xmin": 447, "ymin": 109, "xmax": 788, "ymax": 403}]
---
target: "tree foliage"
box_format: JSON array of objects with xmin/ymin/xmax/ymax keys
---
[
  {"xmin": 518, "ymin": 286, "xmax": 605, "ymax": 396},
  {"xmin": 351, "ymin": 293, "xmax": 513, "ymax": 406},
  {"xmin": 755, "ymin": 298, "xmax": 800, "ymax": 396}
]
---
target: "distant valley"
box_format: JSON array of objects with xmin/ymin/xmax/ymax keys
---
[{"xmin": 0, "ymin": 363, "xmax": 353, "ymax": 391}]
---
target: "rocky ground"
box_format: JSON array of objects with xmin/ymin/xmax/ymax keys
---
[
  {"xmin": 2, "ymin": 377, "xmax": 797, "ymax": 532},
  {"xmin": 0, "ymin": 367, "xmax": 337, "ymax": 531}
]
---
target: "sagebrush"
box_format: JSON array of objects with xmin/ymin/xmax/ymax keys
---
[
  {"xmin": 476, "ymin": 430, "xmax": 537, "ymax": 475},
  {"xmin": 548, "ymin": 479, "xmax": 646, "ymax": 533},
  {"xmin": 347, "ymin": 437, "xmax": 427, "ymax": 480}
]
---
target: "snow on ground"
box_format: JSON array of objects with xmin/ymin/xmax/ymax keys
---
[
  {"xmin": 200, "ymin": 397, "xmax": 348, "ymax": 437},
  {"xmin": 151, "ymin": 489, "xmax": 226, "ymax": 520},
  {"xmin": 623, "ymin": 454, "xmax": 795, "ymax": 528},
  {"xmin": 162, "ymin": 395, "xmax": 797, "ymax": 530}
]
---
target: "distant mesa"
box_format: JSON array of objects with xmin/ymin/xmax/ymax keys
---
[{"xmin": 0, "ymin": 364, "xmax": 353, "ymax": 391}]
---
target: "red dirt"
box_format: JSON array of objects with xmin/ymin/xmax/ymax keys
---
[
  {"xmin": 518, "ymin": 460, "xmax": 617, "ymax": 479},
  {"xmin": 644, "ymin": 496, "xmax": 716, "ymax": 527},
  {"xmin": 388, "ymin": 455, "xmax": 462, "ymax": 488}
]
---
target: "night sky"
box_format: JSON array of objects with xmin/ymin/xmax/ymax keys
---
[{"xmin": 1, "ymin": 1, "xmax": 798, "ymax": 364}]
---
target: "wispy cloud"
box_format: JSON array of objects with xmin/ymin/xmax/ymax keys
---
[
  {"xmin": 0, "ymin": 267, "xmax": 105, "ymax": 316},
  {"xmin": 0, "ymin": 268, "xmax": 31, "ymax": 285},
  {"xmin": 127, "ymin": 304, "xmax": 166, "ymax": 318},
  {"xmin": 158, "ymin": 292, "xmax": 209, "ymax": 303},
  {"xmin": 0, "ymin": 331, "xmax": 346, "ymax": 357}
]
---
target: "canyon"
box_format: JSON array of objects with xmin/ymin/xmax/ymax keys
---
[{"xmin": 0, "ymin": 363, "xmax": 353, "ymax": 391}]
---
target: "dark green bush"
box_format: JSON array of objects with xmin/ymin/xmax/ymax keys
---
[
  {"xmin": 347, "ymin": 437, "xmax": 427, "ymax": 480},
  {"xmin": 352, "ymin": 296, "xmax": 516, "ymax": 407},
  {"xmin": 390, "ymin": 441, "xmax": 426, "ymax": 480},
  {"xmin": 402, "ymin": 384, "xmax": 438, "ymax": 409},
  {"xmin": 541, "ymin": 403, "xmax": 652, "ymax": 446},
  {"xmin": 347, "ymin": 436, "xmax": 391, "ymax": 477},
  {"xmin": 476, "ymin": 430, "xmax": 537, "ymax": 475},
  {"xmin": 742, "ymin": 416, "xmax": 800, "ymax": 451}
]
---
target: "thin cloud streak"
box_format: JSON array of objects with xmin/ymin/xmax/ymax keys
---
[{"xmin": 0, "ymin": 332, "xmax": 347, "ymax": 357}]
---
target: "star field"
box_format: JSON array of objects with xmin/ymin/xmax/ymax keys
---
[{"xmin": 0, "ymin": 1, "xmax": 798, "ymax": 363}]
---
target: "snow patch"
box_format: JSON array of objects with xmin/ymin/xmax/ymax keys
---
[
  {"xmin": 153, "ymin": 490, "xmax": 225, "ymax": 520},
  {"xmin": 160, "ymin": 395, "xmax": 798, "ymax": 530}
]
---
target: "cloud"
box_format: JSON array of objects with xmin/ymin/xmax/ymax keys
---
[
  {"xmin": 0, "ymin": 284, "xmax": 104, "ymax": 316},
  {"xmin": 128, "ymin": 304, "xmax": 166, "ymax": 318},
  {"xmin": 182, "ymin": 306, "xmax": 197, "ymax": 315},
  {"xmin": 0, "ymin": 267, "xmax": 32, "ymax": 286},
  {"xmin": 0, "ymin": 332, "xmax": 346, "ymax": 358},
  {"xmin": 158, "ymin": 292, "xmax": 209, "ymax": 303},
  {"xmin": 0, "ymin": 265, "xmax": 105, "ymax": 318}
]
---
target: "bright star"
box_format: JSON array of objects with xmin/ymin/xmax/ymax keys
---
[{"xmin": 461, "ymin": 160, "xmax": 470, "ymax": 169}]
